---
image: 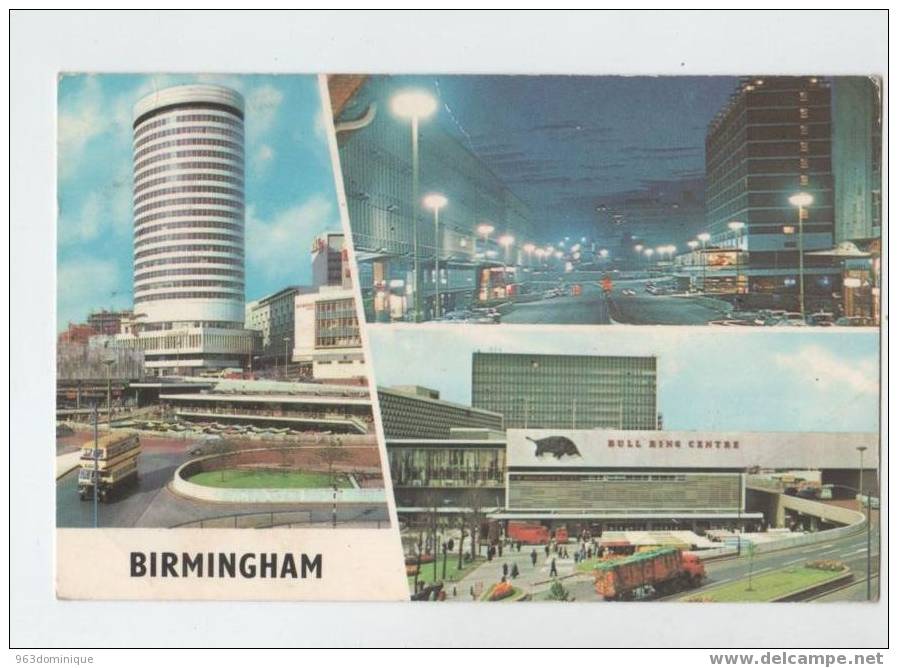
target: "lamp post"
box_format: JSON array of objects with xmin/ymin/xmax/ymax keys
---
[
  {"xmin": 728, "ymin": 222, "xmax": 746, "ymax": 295},
  {"xmin": 102, "ymin": 356, "xmax": 115, "ymax": 425},
  {"xmin": 522, "ymin": 243, "xmax": 536, "ymax": 267},
  {"xmin": 391, "ymin": 90, "xmax": 438, "ymax": 322},
  {"xmin": 423, "ymin": 193, "xmax": 448, "ymax": 319},
  {"xmin": 499, "ymin": 234, "xmax": 515, "ymax": 298},
  {"xmin": 92, "ymin": 401, "xmax": 99, "ymax": 528},
  {"xmin": 788, "ymin": 192, "xmax": 813, "ymax": 318},
  {"xmin": 698, "ymin": 232, "xmax": 711, "ymax": 292},
  {"xmin": 857, "ymin": 446, "xmax": 872, "ymax": 600},
  {"xmin": 283, "ymin": 336, "xmax": 290, "ymax": 380}
]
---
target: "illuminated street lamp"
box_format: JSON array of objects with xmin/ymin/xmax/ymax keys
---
[
  {"xmin": 697, "ymin": 232, "xmax": 711, "ymax": 291},
  {"xmin": 391, "ymin": 90, "xmax": 438, "ymax": 322},
  {"xmin": 599, "ymin": 248, "xmax": 609, "ymax": 259},
  {"xmin": 423, "ymin": 193, "xmax": 448, "ymax": 318},
  {"xmin": 788, "ymin": 192, "xmax": 814, "ymax": 318},
  {"xmin": 634, "ymin": 244, "xmax": 644, "ymax": 252},
  {"xmin": 728, "ymin": 221, "xmax": 746, "ymax": 295},
  {"xmin": 522, "ymin": 242, "xmax": 536, "ymax": 267},
  {"xmin": 644, "ymin": 248, "xmax": 654, "ymax": 259},
  {"xmin": 477, "ymin": 222, "xmax": 495, "ymax": 261},
  {"xmin": 498, "ymin": 234, "xmax": 515, "ymax": 298}
]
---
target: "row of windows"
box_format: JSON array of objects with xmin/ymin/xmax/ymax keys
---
[
  {"xmin": 134, "ymin": 255, "xmax": 243, "ymax": 272},
  {"xmin": 134, "ymin": 231, "xmax": 243, "ymax": 249},
  {"xmin": 133, "ymin": 244, "xmax": 244, "ymax": 260},
  {"xmin": 133, "ymin": 110, "xmax": 243, "ymax": 139},
  {"xmin": 135, "ymin": 266, "xmax": 245, "ymax": 281},
  {"xmin": 135, "ymin": 161, "xmax": 244, "ymax": 184},
  {"xmin": 134, "ymin": 171, "xmax": 244, "ymax": 194},
  {"xmin": 134, "ymin": 291, "xmax": 241, "ymax": 303},
  {"xmin": 135, "ymin": 278, "xmax": 244, "ymax": 292},
  {"xmin": 134, "ymin": 196, "xmax": 244, "ymax": 218},
  {"xmin": 133, "ymin": 124, "xmax": 243, "ymax": 150},
  {"xmin": 134, "ymin": 149, "xmax": 243, "ymax": 173},
  {"xmin": 134, "ymin": 137, "xmax": 243, "ymax": 162},
  {"xmin": 135, "ymin": 220, "xmax": 243, "ymax": 239},
  {"xmin": 135, "ymin": 207, "xmax": 243, "ymax": 225},
  {"xmin": 133, "ymin": 184, "xmax": 243, "ymax": 206}
]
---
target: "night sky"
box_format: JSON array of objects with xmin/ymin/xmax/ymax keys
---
[{"xmin": 391, "ymin": 75, "xmax": 738, "ymax": 243}]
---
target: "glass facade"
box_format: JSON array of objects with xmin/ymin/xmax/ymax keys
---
[
  {"xmin": 333, "ymin": 75, "xmax": 534, "ymax": 321},
  {"xmin": 389, "ymin": 445, "xmax": 505, "ymax": 488},
  {"xmin": 471, "ymin": 352, "xmax": 658, "ymax": 430}
]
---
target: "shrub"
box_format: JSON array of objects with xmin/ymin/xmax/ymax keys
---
[
  {"xmin": 546, "ymin": 580, "xmax": 571, "ymax": 601},
  {"xmin": 805, "ymin": 560, "xmax": 846, "ymax": 572}
]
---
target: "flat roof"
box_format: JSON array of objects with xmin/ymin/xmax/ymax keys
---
[
  {"xmin": 160, "ymin": 393, "xmax": 371, "ymax": 406},
  {"xmin": 507, "ymin": 429, "xmax": 879, "ymax": 470}
]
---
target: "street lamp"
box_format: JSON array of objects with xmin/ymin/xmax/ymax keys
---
[
  {"xmin": 499, "ymin": 234, "xmax": 515, "ymax": 297},
  {"xmin": 788, "ymin": 192, "xmax": 813, "ymax": 318},
  {"xmin": 698, "ymin": 232, "xmax": 711, "ymax": 292},
  {"xmin": 728, "ymin": 221, "xmax": 746, "ymax": 295},
  {"xmin": 477, "ymin": 223, "xmax": 495, "ymax": 260},
  {"xmin": 857, "ymin": 446, "xmax": 872, "ymax": 601},
  {"xmin": 283, "ymin": 336, "xmax": 291, "ymax": 380},
  {"xmin": 423, "ymin": 193, "xmax": 448, "ymax": 319},
  {"xmin": 523, "ymin": 243, "xmax": 536, "ymax": 267},
  {"xmin": 391, "ymin": 90, "xmax": 438, "ymax": 322},
  {"xmin": 599, "ymin": 248, "xmax": 609, "ymax": 259}
]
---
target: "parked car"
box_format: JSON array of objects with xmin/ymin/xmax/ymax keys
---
[
  {"xmin": 807, "ymin": 312, "xmax": 835, "ymax": 327},
  {"xmin": 772, "ymin": 312, "xmax": 808, "ymax": 327},
  {"xmin": 835, "ymin": 316, "xmax": 876, "ymax": 327}
]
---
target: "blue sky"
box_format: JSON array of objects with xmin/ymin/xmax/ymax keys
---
[
  {"xmin": 57, "ymin": 73, "xmax": 340, "ymax": 329},
  {"xmin": 368, "ymin": 327, "xmax": 880, "ymax": 433}
]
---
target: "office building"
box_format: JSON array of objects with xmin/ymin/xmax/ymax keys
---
[
  {"xmin": 471, "ymin": 352, "xmax": 658, "ymax": 430},
  {"xmin": 311, "ymin": 232, "xmax": 351, "ymax": 289},
  {"xmin": 123, "ymin": 84, "xmax": 255, "ymax": 375},
  {"xmin": 379, "ymin": 385, "xmax": 504, "ymax": 440},
  {"xmin": 704, "ymin": 76, "xmax": 839, "ymax": 300},
  {"xmin": 293, "ymin": 286, "xmax": 365, "ymax": 382}
]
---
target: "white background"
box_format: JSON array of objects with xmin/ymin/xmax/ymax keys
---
[{"xmin": 9, "ymin": 9, "xmax": 888, "ymax": 649}]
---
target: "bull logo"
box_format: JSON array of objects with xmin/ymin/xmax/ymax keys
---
[{"xmin": 527, "ymin": 435, "xmax": 581, "ymax": 459}]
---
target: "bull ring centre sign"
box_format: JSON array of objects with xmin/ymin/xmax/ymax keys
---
[{"xmin": 607, "ymin": 437, "xmax": 741, "ymax": 450}]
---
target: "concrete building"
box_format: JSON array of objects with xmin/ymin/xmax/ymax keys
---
[
  {"xmin": 293, "ymin": 286, "xmax": 365, "ymax": 382},
  {"xmin": 124, "ymin": 84, "xmax": 255, "ymax": 375},
  {"xmin": 498, "ymin": 428, "xmax": 877, "ymax": 533},
  {"xmin": 379, "ymin": 385, "xmax": 504, "ymax": 440},
  {"xmin": 330, "ymin": 75, "xmax": 534, "ymax": 322},
  {"xmin": 311, "ymin": 232, "xmax": 351, "ymax": 289},
  {"xmin": 704, "ymin": 76, "xmax": 839, "ymax": 303},
  {"xmin": 471, "ymin": 352, "xmax": 658, "ymax": 430},
  {"xmin": 159, "ymin": 378, "xmax": 374, "ymax": 434},
  {"xmin": 379, "ymin": 385, "xmax": 506, "ymax": 520},
  {"xmin": 828, "ymin": 77, "xmax": 882, "ymax": 321},
  {"xmin": 245, "ymin": 286, "xmax": 314, "ymax": 368}
]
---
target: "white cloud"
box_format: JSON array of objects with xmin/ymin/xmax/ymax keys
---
[
  {"xmin": 57, "ymin": 76, "xmax": 106, "ymax": 181},
  {"xmin": 773, "ymin": 344, "xmax": 878, "ymax": 397},
  {"xmin": 252, "ymin": 143, "xmax": 275, "ymax": 173},
  {"xmin": 57, "ymin": 257, "xmax": 125, "ymax": 329},
  {"xmin": 58, "ymin": 176, "xmax": 132, "ymax": 246},
  {"xmin": 246, "ymin": 196, "xmax": 336, "ymax": 281},
  {"xmin": 245, "ymin": 84, "xmax": 284, "ymax": 140}
]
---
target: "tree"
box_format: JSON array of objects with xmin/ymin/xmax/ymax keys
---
[
  {"xmin": 316, "ymin": 436, "xmax": 349, "ymax": 487},
  {"xmin": 462, "ymin": 488, "xmax": 487, "ymax": 560},
  {"xmin": 546, "ymin": 580, "xmax": 572, "ymax": 602}
]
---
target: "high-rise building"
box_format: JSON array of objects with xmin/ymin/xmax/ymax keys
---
[
  {"xmin": 832, "ymin": 77, "xmax": 882, "ymax": 244},
  {"xmin": 125, "ymin": 84, "xmax": 255, "ymax": 375},
  {"xmin": 311, "ymin": 232, "xmax": 351, "ymax": 289},
  {"xmin": 704, "ymin": 76, "xmax": 839, "ymax": 301},
  {"xmin": 471, "ymin": 352, "xmax": 658, "ymax": 430},
  {"xmin": 330, "ymin": 75, "xmax": 534, "ymax": 322}
]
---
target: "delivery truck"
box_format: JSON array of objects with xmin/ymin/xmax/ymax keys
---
[{"xmin": 593, "ymin": 547, "xmax": 705, "ymax": 600}]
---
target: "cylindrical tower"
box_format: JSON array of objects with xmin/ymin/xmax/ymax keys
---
[{"xmin": 132, "ymin": 84, "xmax": 245, "ymax": 329}]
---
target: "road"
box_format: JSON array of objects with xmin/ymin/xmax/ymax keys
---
[
  {"xmin": 57, "ymin": 433, "xmax": 390, "ymax": 529},
  {"xmin": 502, "ymin": 282, "xmax": 611, "ymax": 324},
  {"xmin": 607, "ymin": 278, "xmax": 732, "ymax": 325},
  {"xmin": 442, "ymin": 526, "xmax": 879, "ymax": 602},
  {"xmin": 497, "ymin": 275, "xmax": 729, "ymax": 325}
]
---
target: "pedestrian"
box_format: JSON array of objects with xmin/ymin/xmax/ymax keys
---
[
  {"xmin": 511, "ymin": 563, "xmax": 519, "ymax": 579},
  {"xmin": 550, "ymin": 557, "xmax": 558, "ymax": 578},
  {"xmin": 544, "ymin": 544, "xmax": 550, "ymax": 557},
  {"xmin": 530, "ymin": 549, "xmax": 538, "ymax": 567},
  {"xmin": 502, "ymin": 562, "xmax": 509, "ymax": 578},
  {"xmin": 574, "ymin": 552, "xmax": 579, "ymax": 565}
]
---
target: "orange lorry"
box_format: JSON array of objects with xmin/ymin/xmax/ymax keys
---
[
  {"xmin": 507, "ymin": 521, "xmax": 550, "ymax": 545},
  {"xmin": 593, "ymin": 548, "xmax": 705, "ymax": 600}
]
